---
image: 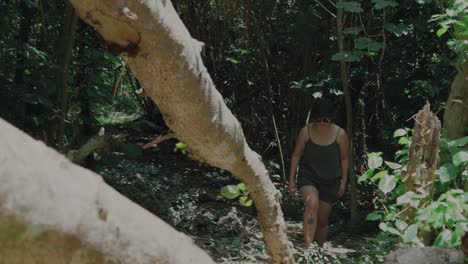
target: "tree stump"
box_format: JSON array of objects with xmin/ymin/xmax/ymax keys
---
[{"xmin": 403, "ymin": 103, "xmax": 441, "ymax": 243}]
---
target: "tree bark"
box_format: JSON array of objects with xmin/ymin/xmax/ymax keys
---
[
  {"xmin": 443, "ymin": 62, "xmax": 468, "ymax": 140},
  {"xmin": 0, "ymin": 118, "xmax": 214, "ymax": 263},
  {"xmin": 404, "ymin": 103, "xmax": 440, "ymax": 243},
  {"xmin": 336, "ymin": 4, "xmax": 358, "ymax": 223},
  {"xmin": 69, "ymin": 0, "xmax": 294, "ymax": 263},
  {"xmin": 54, "ymin": 1, "xmax": 78, "ymax": 151}
]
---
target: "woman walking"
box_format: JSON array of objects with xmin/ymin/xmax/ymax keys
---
[{"xmin": 288, "ymin": 98, "xmax": 349, "ymax": 248}]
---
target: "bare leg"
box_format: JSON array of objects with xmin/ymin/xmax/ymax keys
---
[
  {"xmin": 315, "ymin": 200, "xmax": 333, "ymax": 247},
  {"xmin": 300, "ymin": 186, "xmax": 319, "ymax": 248}
]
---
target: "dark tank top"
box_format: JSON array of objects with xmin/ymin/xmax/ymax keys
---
[{"xmin": 298, "ymin": 125, "xmax": 342, "ymax": 183}]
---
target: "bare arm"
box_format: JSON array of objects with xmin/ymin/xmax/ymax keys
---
[{"xmin": 289, "ymin": 126, "xmax": 308, "ymax": 185}]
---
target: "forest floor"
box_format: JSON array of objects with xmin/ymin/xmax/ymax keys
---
[{"xmin": 92, "ymin": 124, "xmax": 394, "ymax": 263}]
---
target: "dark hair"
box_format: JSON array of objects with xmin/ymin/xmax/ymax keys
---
[{"xmin": 310, "ymin": 98, "xmax": 336, "ymax": 119}]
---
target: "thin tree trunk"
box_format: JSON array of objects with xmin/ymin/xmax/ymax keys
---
[
  {"xmin": 336, "ymin": 4, "xmax": 358, "ymax": 223},
  {"xmin": 54, "ymin": 2, "xmax": 78, "ymax": 151},
  {"xmin": 69, "ymin": 0, "xmax": 295, "ymax": 262},
  {"xmin": 443, "ymin": 62, "xmax": 468, "ymax": 140}
]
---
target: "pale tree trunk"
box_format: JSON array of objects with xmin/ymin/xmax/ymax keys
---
[
  {"xmin": 443, "ymin": 62, "xmax": 468, "ymax": 140},
  {"xmin": 69, "ymin": 0, "xmax": 294, "ymax": 263},
  {"xmin": 0, "ymin": 118, "xmax": 214, "ymax": 263},
  {"xmin": 336, "ymin": 4, "xmax": 358, "ymax": 223},
  {"xmin": 54, "ymin": 2, "xmax": 78, "ymax": 151}
]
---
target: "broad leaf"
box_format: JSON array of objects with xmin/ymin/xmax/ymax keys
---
[
  {"xmin": 379, "ymin": 222, "xmax": 400, "ymax": 236},
  {"xmin": 220, "ymin": 185, "xmax": 240, "ymax": 199},
  {"xmin": 403, "ymin": 224, "xmax": 419, "ymax": 243},
  {"xmin": 449, "ymin": 136, "xmax": 468, "ymax": 147},
  {"xmin": 397, "ymin": 191, "xmax": 415, "ymax": 205},
  {"xmin": 371, "ymin": 170, "xmax": 388, "ymax": 181},
  {"xmin": 379, "ymin": 174, "xmax": 397, "ymax": 194},
  {"xmin": 237, "ymin": 182, "xmax": 248, "ymax": 192},
  {"xmin": 452, "ymin": 149, "xmax": 468, "ymax": 167},
  {"xmin": 368, "ymin": 156, "xmax": 383, "ymax": 169},
  {"xmin": 358, "ymin": 168, "xmax": 375, "ymax": 183},
  {"xmin": 398, "ymin": 137, "xmax": 411, "ymax": 146},
  {"xmin": 395, "ymin": 220, "xmax": 408, "ymax": 231},
  {"xmin": 437, "ymin": 163, "xmax": 457, "ymax": 183},
  {"xmin": 366, "ymin": 212, "xmax": 382, "ymax": 221},
  {"xmin": 393, "ymin": 128, "xmax": 407, "ymax": 138},
  {"xmin": 336, "ymin": 1, "xmax": 363, "ymax": 13},
  {"xmin": 354, "ymin": 37, "xmax": 384, "ymax": 52},
  {"xmin": 384, "ymin": 23, "xmax": 409, "ymax": 37},
  {"xmin": 434, "ymin": 229, "xmax": 452, "ymax": 247},
  {"xmin": 385, "ymin": 161, "xmax": 402, "ymax": 170},
  {"xmin": 332, "ymin": 52, "xmax": 363, "ymax": 62}
]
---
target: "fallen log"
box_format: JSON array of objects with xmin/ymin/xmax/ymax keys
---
[
  {"xmin": 66, "ymin": 134, "xmax": 126, "ymax": 163},
  {"xmin": 0, "ymin": 118, "xmax": 214, "ymax": 263}
]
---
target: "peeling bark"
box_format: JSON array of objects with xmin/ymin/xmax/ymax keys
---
[
  {"xmin": 0, "ymin": 118, "xmax": 214, "ymax": 263},
  {"xmin": 69, "ymin": 0, "xmax": 294, "ymax": 262}
]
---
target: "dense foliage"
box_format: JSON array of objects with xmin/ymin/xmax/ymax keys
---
[{"xmin": 0, "ymin": 0, "xmax": 466, "ymax": 262}]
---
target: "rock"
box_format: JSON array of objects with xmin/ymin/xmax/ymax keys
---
[{"xmin": 383, "ymin": 246, "xmax": 465, "ymax": 264}]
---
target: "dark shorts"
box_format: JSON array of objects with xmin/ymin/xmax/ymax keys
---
[{"xmin": 297, "ymin": 176, "xmax": 341, "ymax": 204}]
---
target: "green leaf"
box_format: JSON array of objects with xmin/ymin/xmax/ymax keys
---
[
  {"xmin": 366, "ymin": 212, "xmax": 382, "ymax": 221},
  {"xmin": 221, "ymin": 185, "xmax": 240, "ymax": 199},
  {"xmin": 343, "ymin": 26, "xmax": 364, "ymax": 35},
  {"xmin": 368, "ymin": 156, "xmax": 383, "ymax": 169},
  {"xmin": 449, "ymin": 136, "xmax": 468, "ymax": 147},
  {"xmin": 379, "ymin": 222, "xmax": 400, "ymax": 236},
  {"xmin": 397, "ymin": 191, "xmax": 415, "ymax": 205},
  {"xmin": 384, "ymin": 23, "xmax": 409, "ymax": 37},
  {"xmin": 226, "ymin": 58, "xmax": 240, "ymax": 64},
  {"xmin": 452, "ymin": 149, "xmax": 468, "ymax": 167},
  {"xmin": 393, "ymin": 129, "xmax": 407, "ymax": 138},
  {"xmin": 379, "ymin": 174, "xmax": 397, "ymax": 194},
  {"xmin": 367, "ymin": 152, "xmax": 383, "ymax": 158},
  {"xmin": 336, "ymin": 1, "xmax": 363, "ymax": 13},
  {"xmin": 437, "ymin": 28, "xmax": 448, "ymax": 37},
  {"xmin": 398, "ymin": 137, "xmax": 411, "ymax": 146},
  {"xmin": 237, "ymin": 182, "xmax": 247, "ymax": 192},
  {"xmin": 175, "ymin": 142, "xmax": 187, "ymax": 150},
  {"xmin": 437, "ymin": 163, "xmax": 457, "ymax": 183},
  {"xmin": 372, "ymin": 0, "xmax": 398, "ymax": 9},
  {"xmin": 371, "ymin": 170, "xmax": 388, "ymax": 181},
  {"xmin": 354, "ymin": 37, "xmax": 384, "ymax": 52},
  {"xmin": 385, "ymin": 161, "xmax": 402, "ymax": 170},
  {"xmin": 395, "ymin": 220, "xmax": 408, "ymax": 231},
  {"xmin": 332, "ymin": 52, "xmax": 363, "ymax": 62},
  {"xmin": 434, "ymin": 229, "xmax": 452, "ymax": 246},
  {"xmin": 403, "ymin": 224, "xmax": 419, "ymax": 243},
  {"xmin": 358, "ymin": 168, "xmax": 375, "ymax": 183},
  {"xmin": 239, "ymin": 196, "xmax": 253, "ymax": 206}
]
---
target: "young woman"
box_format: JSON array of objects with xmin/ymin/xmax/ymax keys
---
[{"xmin": 288, "ymin": 98, "xmax": 349, "ymax": 248}]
